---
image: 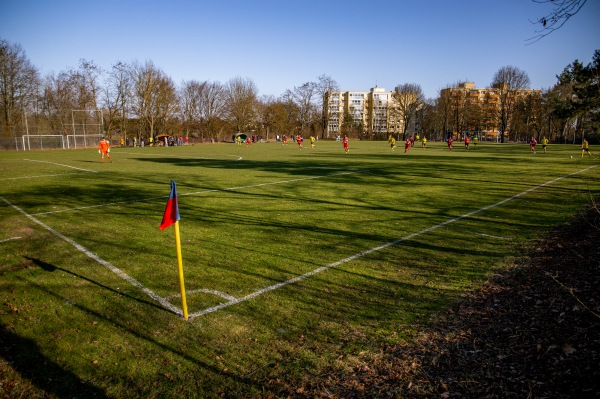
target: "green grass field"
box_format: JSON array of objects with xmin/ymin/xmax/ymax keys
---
[{"xmin": 1, "ymin": 140, "xmax": 598, "ymax": 398}]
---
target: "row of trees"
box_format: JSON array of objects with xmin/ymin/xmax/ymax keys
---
[
  {"xmin": 403, "ymin": 56, "xmax": 599, "ymax": 144},
  {"xmin": 0, "ymin": 38, "xmax": 339, "ymax": 144},
  {"xmin": 1, "ymin": 36, "xmax": 598, "ymax": 145}
]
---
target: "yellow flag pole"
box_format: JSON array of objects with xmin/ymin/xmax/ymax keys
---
[{"xmin": 174, "ymin": 220, "xmax": 189, "ymax": 320}]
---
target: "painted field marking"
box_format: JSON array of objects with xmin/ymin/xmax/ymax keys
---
[
  {"xmin": 31, "ymin": 170, "xmax": 360, "ymax": 216},
  {"xmin": 0, "ymin": 172, "xmax": 86, "ymax": 181},
  {"xmin": 0, "ymin": 196, "xmax": 181, "ymax": 316},
  {"xmin": 186, "ymin": 164, "xmax": 598, "ymax": 319},
  {"xmin": 117, "ymin": 151, "xmax": 243, "ymax": 161},
  {"xmin": 3, "ymin": 163, "xmax": 597, "ymax": 320},
  {"xmin": 23, "ymin": 159, "xmax": 98, "ymax": 173},
  {"xmin": 0, "ymin": 236, "xmax": 22, "ymax": 243}
]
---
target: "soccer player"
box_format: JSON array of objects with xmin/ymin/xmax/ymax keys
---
[
  {"xmin": 529, "ymin": 137, "xmax": 537, "ymax": 153},
  {"xmin": 581, "ymin": 138, "xmax": 592, "ymax": 157},
  {"xmin": 422, "ymin": 137, "xmax": 427, "ymax": 148},
  {"xmin": 390, "ymin": 137, "xmax": 396, "ymax": 151},
  {"xmin": 447, "ymin": 136, "xmax": 453, "ymax": 151},
  {"xmin": 541, "ymin": 136, "xmax": 549, "ymax": 153},
  {"xmin": 464, "ymin": 136, "xmax": 470, "ymax": 149},
  {"xmin": 310, "ymin": 136, "xmax": 316, "ymax": 148},
  {"xmin": 404, "ymin": 138, "xmax": 411, "ymax": 153},
  {"xmin": 343, "ymin": 135, "xmax": 349, "ymax": 152},
  {"xmin": 297, "ymin": 135, "xmax": 304, "ymax": 150},
  {"xmin": 98, "ymin": 137, "xmax": 112, "ymax": 163}
]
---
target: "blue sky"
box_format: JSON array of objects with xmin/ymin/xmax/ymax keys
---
[{"xmin": 1, "ymin": 0, "xmax": 598, "ymax": 99}]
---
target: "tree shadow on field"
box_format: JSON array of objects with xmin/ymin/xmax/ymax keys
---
[
  {"xmin": 25, "ymin": 257, "xmax": 165, "ymax": 311},
  {"xmin": 0, "ymin": 324, "xmax": 108, "ymax": 398}
]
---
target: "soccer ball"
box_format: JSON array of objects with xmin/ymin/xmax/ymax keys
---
[{"xmin": 570, "ymin": 156, "xmax": 573, "ymax": 159}]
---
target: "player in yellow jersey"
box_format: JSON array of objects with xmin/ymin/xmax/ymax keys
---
[
  {"xmin": 98, "ymin": 137, "xmax": 112, "ymax": 163},
  {"xmin": 541, "ymin": 137, "xmax": 549, "ymax": 153},
  {"xmin": 581, "ymin": 138, "xmax": 592, "ymax": 157}
]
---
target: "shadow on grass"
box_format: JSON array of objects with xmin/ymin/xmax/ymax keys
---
[
  {"xmin": 0, "ymin": 324, "xmax": 108, "ymax": 398},
  {"xmin": 25, "ymin": 257, "xmax": 165, "ymax": 312}
]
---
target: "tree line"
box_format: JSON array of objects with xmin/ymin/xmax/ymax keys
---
[{"xmin": 1, "ymin": 37, "xmax": 598, "ymax": 144}]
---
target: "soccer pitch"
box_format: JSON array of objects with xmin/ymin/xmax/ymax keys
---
[{"xmin": 1, "ymin": 140, "xmax": 598, "ymax": 397}]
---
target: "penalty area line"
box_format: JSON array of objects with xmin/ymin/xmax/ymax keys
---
[
  {"xmin": 23, "ymin": 158, "xmax": 98, "ymax": 173},
  {"xmin": 0, "ymin": 196, "xmax": 182, "ymax": 317},
  {"xmin": 187, "ymin": 164, "xmax": 598, "ymax": 319}
]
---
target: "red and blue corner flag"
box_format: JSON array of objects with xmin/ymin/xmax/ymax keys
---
[{"xmin": 160, "ymin": 181, "xmax": 180, "ymax": 230}]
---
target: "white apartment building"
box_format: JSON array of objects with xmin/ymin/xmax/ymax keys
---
[{"xmin": 324, "ymin": 87, "xmax": 414, "ymax": 140}]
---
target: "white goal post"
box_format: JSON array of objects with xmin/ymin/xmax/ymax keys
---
[
  {"xmin": 21, "ymin": 135, "xmax": 66, "ymax": 150},
  {"xmin": 67, "ymin": 134, "xmax": 103, "ymax": 149},
  {"xmin": 70, "ymin": 109, "xmax": 104, "ymax": 148}
]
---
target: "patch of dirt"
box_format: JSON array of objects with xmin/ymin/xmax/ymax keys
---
[{"xmin": 298, "ymin": 206, "xmax": 600, "ymax": 398}]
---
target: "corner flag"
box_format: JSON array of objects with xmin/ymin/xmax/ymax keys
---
[
  {"xmin": 160, "ymin": 181, "xmax": 180, "ymax": 230},
  {"xmin": 159, "ymin": 180, "xmax": 188, "ymax": 320}
]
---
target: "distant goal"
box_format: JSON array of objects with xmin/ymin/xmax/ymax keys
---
[
  {"xmin": 21, "ymin": 135, "xmax": 66, "ymax": 150},
  {"xmin": 68, "ymin": 109, "xmax": 104, "ymax": 149}
]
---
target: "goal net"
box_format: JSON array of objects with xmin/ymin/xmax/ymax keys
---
[
  {"xmin": 67, "ymin": 134, "xmax": 103, "ymax": 149},
  {"xmin": 21, "ymin": 135, "xmax": 65, "ymax": 150}
]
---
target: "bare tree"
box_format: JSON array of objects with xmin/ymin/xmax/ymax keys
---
[
  {"xmin": 0, "ymin": 39, "xmax": 40, "ymax": 137},
  {"xmin": 528, "ymin": 0, "xmax": 588, "ymax": 43},
  {"xmin": 491, "ymin": 66, "xmax": 531, "ymax": 143},
  {"xmin": 42, "ymin": 71, "xmax": 82, "ymax": 135},
  {"xmin": 130, "ymin": 60, "xmax": 177, "ymax": 140},
  {"xmin": 102, "ymin": 61, "xmax": 131, "ymax": 141},
  {"xmin": 285, "ymin": 82, "xmax": 318, "ymax": 135},
  {"xmin": 392, "ymin": 83, "xmax": 425, "ymax": 140},
  {"xmin": 225, "ymin": 77, "xmax": 258, "ymax": 133},
  {"xmin": 198, "ymin": 81, "xmax": 226, "ymax": 140}
]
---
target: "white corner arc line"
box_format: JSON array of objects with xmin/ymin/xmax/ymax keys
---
[
  {"xmin": 188, "ymin": 164, "xmax": 598, "ymax": 319},
  {"xmin": 0, "ymin": 196, "xmax": 181, "ymax": 316},
  {"xmin": 23, "ymin": 158, "xmax": 98, "ymax": 173},
  {"xmin": 0, "ymin": 236, "xmax": 22, "ymax": 243}
]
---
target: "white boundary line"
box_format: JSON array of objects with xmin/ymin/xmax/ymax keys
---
[
  {"xmin": 2, "ymin": 164, "xmax": 597, "ymax": 320},
  {"xmin": 23, "ymin": 158, "xmax": 98, "ymax": 173},
  {"xmin": 0, "ymin": 172, "xmax": 86, "ymax": 181},
  {"xmin": 468, "ymin": 231, "xmax": 511, "ymax": 240},
  {"xmin": 0, "ymin": 236, "xmax": 22, "ymax": 243},
  {"xmin": 187, "ymin": 164, "xmax": 598, "ymax": 319},
  {"xmin": 31, "ymin": 170, "xmax": 359, "ymax": 216},
  {"xmin": 117, "ymin": 151, "xmax": 243, "ymax": 161},
  {"xmin": 0, "ymin": 196, "xmax": 181, "ymax": 316}
]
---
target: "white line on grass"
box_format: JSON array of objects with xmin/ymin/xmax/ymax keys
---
[
  {"xmin": 23, "ymin": 159, "xmax": 98, "ymax": 173},
  {"xmin": 467, "ymin": 231, "xmax": 511, "ymax": 240},
  {"xmin": 31, "ymin": 170, "xmax": 360, "ymax": 216},
  {"xmin": 117, "ymin": 151, "xmax": 243, "ymax": 161},
  {"xmin": 0, "ymin": 236, "xmax": 22, "ymax": 243},
  {"xmin": 0, "ymin": 172, "xmax": 86, "ymax": 181},
  {"xmin": 187, "ymin": 164, "xmax": 599, "ymax": 319},
  {"xmin": 0, "ymin": 196, "xmax": 182, "ymax": 316}
]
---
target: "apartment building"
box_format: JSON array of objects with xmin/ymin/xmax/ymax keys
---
[
  {"xmin": 441, "ymin": 82, "xmax": 541, "ymax": 139},
  {"xmin": 324, "ymin": 87, "xmax": 414, "ymax": 140}
]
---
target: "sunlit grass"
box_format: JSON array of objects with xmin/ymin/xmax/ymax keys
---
[{"xmin": 0, "ymin": 141, "xmax": 598, "ymax": 397}]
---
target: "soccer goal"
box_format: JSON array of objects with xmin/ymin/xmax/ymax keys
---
[
  {"xmin": 68, "ymin": 109, "xmax": 104, "ymax": 149},
  {"xmin": 67, "ymin": 134, "xmax": 103, "ymax": 149},
  {"xmin": 21, "ymin": 135, "xmax": 66, "ymax": 150}
]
